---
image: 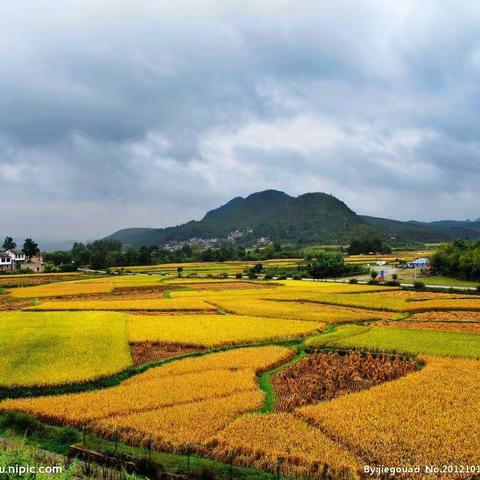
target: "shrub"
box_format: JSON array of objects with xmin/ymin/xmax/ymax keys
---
[
  {"xmin": 385, "ymin": 281, "xmax": 400, "ymax": 287},
  {"xmin": 2, "ymin": 411, "xmax": 42, "ymax": 435},
  {"xmin": 413, "ymin": 281, "xmax": 426, "ymax": 290},
  {"xmin": 292, "ymin": 275, "xmax": 303, "ymax": 280},
  {"xmin": 349, "ymin": 278, "xmax": 358, "ymax": 284},
  {"xmin": 248, "ymin": 273, "xmax": 258, "ymax": 280},
  {"xmin": 278, "ymin": 275, "xmax": 287, "ymax": 280},
  {"xmin": 264, "ymin": 274, "xmax": 273, "ymax": 280},
  {"xmin": 57, "ymin": 426, "xmax": 80, "ymax": 445},
  {"xmin": 367, "ymin": 279, "xmax": 378, "ymax": 285},
  {"xmin": 235, "ymin": 273, "xmax": 243, "ymax": 279},
  {"xmin": 135, "ymin": 457, "xmax": 165, "ymax": 479}
]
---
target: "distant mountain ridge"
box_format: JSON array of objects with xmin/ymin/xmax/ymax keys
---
[{"xmin": 107, "ymin": 190, "xmax": 480, "ymax": 247}]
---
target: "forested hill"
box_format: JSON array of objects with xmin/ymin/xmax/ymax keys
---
[
  {"xmin": 107, "ymin": 190, "xmax": 376, "ymax": 247},
  {"xmin": 107, "ymin": 190, "xmax": 480, "ymax": 248}
]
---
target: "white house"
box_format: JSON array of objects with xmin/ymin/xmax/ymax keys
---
[
  {"xmin": 0, "ymin": 249, "xmax": 43, "ymax": 272},
  {"xmin": 5, "ymin": 250, "xmax": 26, "ymax": 269},
  {"xmin": 0, "ymin": 252, "xmax": 12, "ymax": 271}
]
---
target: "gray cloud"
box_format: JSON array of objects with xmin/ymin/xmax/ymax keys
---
[{"xmin": 1, "ymin": 0, "xmax": 480, "ymax": 242}]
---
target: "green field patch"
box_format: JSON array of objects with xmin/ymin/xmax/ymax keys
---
[{"xmin": 313, "ymin": 325, "xmax": 480, "ymax": 358}]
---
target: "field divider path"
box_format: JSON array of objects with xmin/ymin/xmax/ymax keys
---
[
  {"xmin": 257, "ymin": 344, "xmax": 306, "ymax": 414},
  {"xmin": 0, "ymin": 336, "xmax": 313, "ymax": 401}
]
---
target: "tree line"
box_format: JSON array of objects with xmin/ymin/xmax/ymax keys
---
[
  {"xmin": 43, "ymin": 239, "xmax": 305, "ymax": 271},
  {"xmin": 2, "ymin": 236, "xmax": 40, "ymax": 258},
  {"xmin": 430, "ymin": 240, "xmax": 480, "ymax": 281}
]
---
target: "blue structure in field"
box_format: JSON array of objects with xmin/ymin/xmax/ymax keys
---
[{"xmin": 406, "ymin": 257, "xmax": 430, "ymax": 268}]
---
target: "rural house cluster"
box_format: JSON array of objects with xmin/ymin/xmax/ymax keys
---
[{"xmin": 0, "ymin": 249, "xmax": 44, "ymax": 273}]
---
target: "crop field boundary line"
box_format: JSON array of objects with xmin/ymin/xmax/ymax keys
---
[
  {"xmin": 0, "ymin": 420, "xmax": 289, "ymax": 480},
  {"xmin": 292, "ymin": 409, "xmax": 368, "ymax": 468},
  {"xmin": 79, "ymin": 388, "xmax": 259, "ymax": 425},
  {"xmin": 259, "ymin": 297, "xmax": 401, "ymax": 312},
  {"xmin": 258, "ymin": 346, "xmax": 306, "ymax": 414},
  {"xmin": 0, "ymin": 336, "xmax": 311, "ymax": 401}
]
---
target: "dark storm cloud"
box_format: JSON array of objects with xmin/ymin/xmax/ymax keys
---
[{"xmin": 1, "ymin": 0, "xmax": 480, "ymax": 240}]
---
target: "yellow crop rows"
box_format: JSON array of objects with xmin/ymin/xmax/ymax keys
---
[
  {"xmin": 207, "ymin": 297, "xmax": 398, "ymax": 323},
  {"xmin": 209, "ymin": 413, "xmax": 361, "ymax": 479},
  {"xmin": 95, "ymin": 391, "xmax": 265, "ymax": 451},
  {"xmin": 409, "ymin": 310, "xmax": 480, "ymax": 322},
  {"xmin": 3, "ymin": 271, "xmax": 480, "ymax": 478},
  {"xmin": 0, "ymin": 346, "xmax": 292, "ymax": 450},
  {"xmin": 26, "ymin": 298, "xmax": 217, "ymax": 312},
  {"xmin": 0, "ymin": 311, "xmax": 132, "ymax": 387},
  {"xmin": 9, "ymin": 281, "xmax": 114, "ymax": 298},
  {"xmin": 127, "ymin": 314, "xmax": 324, "ymax": 347},
  {"xmin": 298, "ymin": 357, "xmax": 480, "ymax": 471}
]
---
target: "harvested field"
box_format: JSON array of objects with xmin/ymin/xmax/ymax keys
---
[
  {"xmin": 129, "ymin": 342, "xmax": 202, "ymax": 366},
  {"xmin": 0, "ymin": 273, "xmax": 85, "ymax": 288},
  {"xmin": 272, "ymin": 352, "xmax": 417, "ymax": 412}
]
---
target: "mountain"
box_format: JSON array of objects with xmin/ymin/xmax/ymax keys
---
[
  {"xmin": 107, "ymin": 190, "xmax": 480, "ymax": 248},
  {"xmin": 108, "ymin": 190, "xmax": 377, "ymax": 247}
]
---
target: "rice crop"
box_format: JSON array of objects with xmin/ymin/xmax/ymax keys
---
[
  {"xmin": 25, "ymin": 298, "xmax": 217, "ymax": 312},
  {"xmin": 298, "ymin": 357, "xmax": 480, "ymax": 473},
  {"xmin": 127, "ymin": 314, "xmax": 324, "ymax": 347},
  {"xmin": 0, "ymin": 311, "xmax": 132, "ymax": 386}
]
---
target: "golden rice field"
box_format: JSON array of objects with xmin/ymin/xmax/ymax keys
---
[
  {"xmin": 26, "ymin": 297, "xmax": 217, "ymax": 312},
  {"xmin": 0, "ymin": 347, "xmax": 292, "ymax": 450},
  {"xmin": 208, "ymin": 297, "xmax": 399, "ymax": 323},
  {"xmin": 2, "ymin": 271, "xmax": 480, "ymax": 478},
  {"xmin": 0, "ymin": 311, "xmax": 132, "ymax": 386},
  {"xmin": 9, "ymin": 281, "xmax": 114, "ymax": 298},
  {"xmin": 8, "ymin": 274, "xmax": 166, "ymax": 298},
  {"xmin": 383, "ymin": 320, "xmax": 480, "ymax": 333},
  {"xmin": 0, "ymin": 272, "xmax": 85, "ymax": 288},
  {"xmin": 116, "ymin": 258, "xmax": 303, "ymax": 275},
  {"xmin": 127, "ymin": 314, "xmax": 324, "ymax": 347},
  {"xmin": 410, "ymin": 310, "xmax": 480, "ymax": 322},
  {"xmin": 209, "ymin": 413, "xmax": 361, "ymax": 479},
  {"xmin": 298, "ymin": 357, "xmax": 480, "ymax": 473}
]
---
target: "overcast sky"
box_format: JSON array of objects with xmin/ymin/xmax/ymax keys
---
[{"xmin": 1, "ymin": 0, "xmax": 480, "ymax": 242}]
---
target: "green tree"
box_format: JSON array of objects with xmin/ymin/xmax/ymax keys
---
[
  {"xmin": 347, "ymin": 238, "xmax": 391, "ymax": 255},
  {"xmin": 2, "ymin": 236, "xmax": 16, "ymax": 251},
  {"xmin": 71, "ymin": 242, "xmax": 90, "ymax": 267},
  {"xmin": 137, "ymin": 246, "xmax": 152, "ymax": 265},
  {"xmin": 22, "ymin": 238, "xmax": 40, "ymax": 259},
  {"xmin": 307, "ymin": 251, "xmax": 346, "ymax": 279}
]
